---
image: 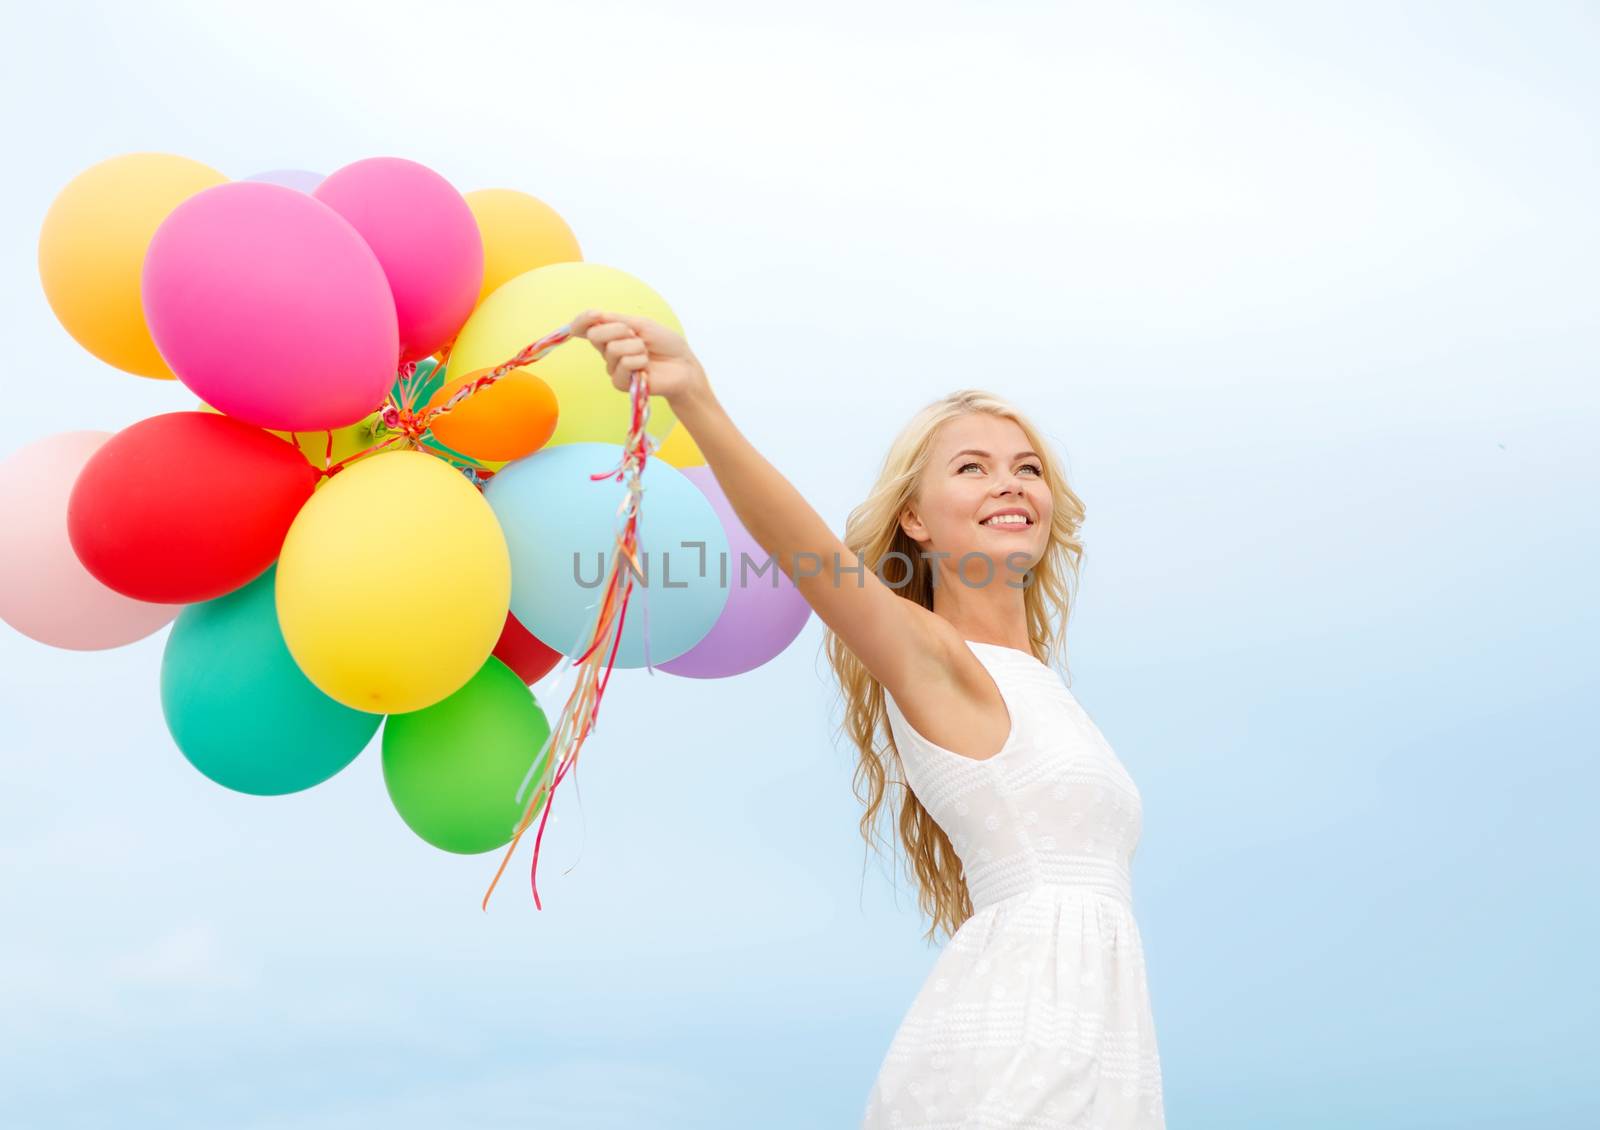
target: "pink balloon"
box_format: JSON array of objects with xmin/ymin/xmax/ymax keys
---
[
  {"xmin": 0, "ymin": 432, "xmax": 179, "ymax": 650},
  {"xmin": 142, "ymin": 180, "xmax": 399, "ymax": 431},
  {"xmin": 313, "ymin": 157, "xmax": 484, "ymax": 362},
  {"xmin": 658, "ymin": 465, "xmax": 812, "ymax": 679}
]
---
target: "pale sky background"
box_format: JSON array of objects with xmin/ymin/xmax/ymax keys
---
[{"xmin": 2, "ymin": 1, "xmax": 1596, "ymax": 1127}]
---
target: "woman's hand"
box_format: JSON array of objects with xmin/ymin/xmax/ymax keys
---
[{"xmin": 570, "ymin": 309, "xmax": 711, "ymax": 408}]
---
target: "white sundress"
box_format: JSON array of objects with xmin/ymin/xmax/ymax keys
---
[{"xmin": 861, "ymin": 639, "xmax": 1166, "ymax": 1129}]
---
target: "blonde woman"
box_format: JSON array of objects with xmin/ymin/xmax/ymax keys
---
[{"xmin": 574, "ymin": 309, "xmax": 1166, "ymax": 1128}]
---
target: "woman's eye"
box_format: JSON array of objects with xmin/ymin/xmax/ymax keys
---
[{"xmin": 961, "ymin": 461, "xmax": 1042, "ymax": 475}]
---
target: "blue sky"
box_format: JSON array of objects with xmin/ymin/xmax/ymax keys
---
[{"xmin": 2, "ymin": 1, "xmax": 1596, "ymax": 1126}]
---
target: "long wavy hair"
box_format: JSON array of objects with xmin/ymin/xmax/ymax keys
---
[{"xmin": 822, "ymin": 390, "xmax": 1087, "ymax": 944}]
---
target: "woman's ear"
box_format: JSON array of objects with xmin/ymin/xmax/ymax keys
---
[{"xmin": 899, "ymin": 505, "xmax": 929, "ymax": 544}]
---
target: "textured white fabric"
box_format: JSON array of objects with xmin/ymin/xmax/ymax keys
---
[{"xmin": 861, "ymin": 639, "xmax": 1166, "ymax": 1129}]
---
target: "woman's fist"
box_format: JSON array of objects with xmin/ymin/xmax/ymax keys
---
[{"xmin": 570, "ymin": 309, "xmax": 710, "ymax": 407}]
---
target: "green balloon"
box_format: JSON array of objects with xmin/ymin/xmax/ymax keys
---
[
  {"xmin": 160, "ymin": 567, "xmax": 381, "ymax": 795},
  {"xmin": 382, "ymin": 658, "xmax": 552, "ymax": 854},
  {"xmin": 396, "ymin": 358, "xmax": 449, "ymax": 405}
]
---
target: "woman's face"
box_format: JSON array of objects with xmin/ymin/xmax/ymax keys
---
[{"xmin": 900, "ymin": 414, "xmax": 1052, "ymax": 582}]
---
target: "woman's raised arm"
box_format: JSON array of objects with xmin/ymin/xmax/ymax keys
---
[{"xmin": 571, "ymin": 309, "xmax": 954, "ymax": 697}]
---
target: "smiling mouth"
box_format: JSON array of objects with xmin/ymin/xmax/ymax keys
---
[{"xmin": 978, "ymin": 518, "xmax": 1033, "ymax": 531}]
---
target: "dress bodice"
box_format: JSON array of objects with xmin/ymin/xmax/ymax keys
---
[{"xmin": 882, "ymin": 639, "xmax": 1145, "ymax": 913}]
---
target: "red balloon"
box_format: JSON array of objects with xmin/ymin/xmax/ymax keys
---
[
  {"xmin": 67, "ymin": 412, "xmax": 318, "ymax": 604},
  {"xmin": 493, "ymin": 612, "xmax": 562, "ymax": 684}
]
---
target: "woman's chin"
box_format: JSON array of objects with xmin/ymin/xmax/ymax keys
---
[{"xmin": 943, "ymin": 542, "xmax": 1039, "ymax": 587}]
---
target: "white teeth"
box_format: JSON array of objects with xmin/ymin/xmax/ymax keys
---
[{"xmin": 982, "ymin": 515, "xmax": 1029, "ymax": 526}]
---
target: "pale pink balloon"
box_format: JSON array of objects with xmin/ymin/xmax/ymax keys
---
[
  {"xmin": 313, "ymin": 157, "xmax": 484, "ymax": 362},
  {"xmin": 142, "ymin": 180, "xmax": 400, "ymax": 432},
  {"xmin": 0, "ymin": 432, "xmax": 179, "ymax": 650}
]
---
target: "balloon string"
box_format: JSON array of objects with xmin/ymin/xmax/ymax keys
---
[
  {"xmin": 479, "ymin": 543, "xmax": 631, "ymax": 910},
  {"xmin": 315, "ymin": 335, "xmax": 562, "ymax": 480},
  {"xmin": 482, "ymin": 361, "xmax": 653, "ymax": 911}
]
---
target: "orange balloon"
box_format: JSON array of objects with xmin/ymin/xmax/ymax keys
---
[
  {"xmin": 425, "ymin": 369, "xmax": 558, "ymax": 462},
  {"xmin": 39, "ymin": 153, "xmax": 227, "ymax": 380},
  {"xmin": 464, "ymin": 189, "xmax": 582, "ymax": 306}
]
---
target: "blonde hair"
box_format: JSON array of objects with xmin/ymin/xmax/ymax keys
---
[{"xmin": 823, "ymin": 390, "xmax": 1086, "ymax": 944}]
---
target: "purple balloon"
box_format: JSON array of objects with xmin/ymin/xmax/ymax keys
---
[
  {"xmin": 657, "ymin": 465, "xmax": 812, "ymax": 679},
  {"xmin": 244, "ymin": 169, "xmax": 325, "ymax": 193}
]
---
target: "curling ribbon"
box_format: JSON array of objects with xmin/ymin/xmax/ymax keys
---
[{"xmin": 481, "ymin": 355, "xmax": 657, "ymax": 910}]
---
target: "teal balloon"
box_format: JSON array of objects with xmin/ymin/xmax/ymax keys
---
[
  {"xmin": 483, "ymin": 442, "xmax": 731, "ymax": 667},
  {"xmin": 396, "ymin": 357, "xmax": 449, "ymax": 405},
  {"xmin": 160, "ymin": 567, "xmax": 380, "ymax": 795},
  {"xmin": 382, "ymin": 658, "xmax": 552, "ymax": 854}
]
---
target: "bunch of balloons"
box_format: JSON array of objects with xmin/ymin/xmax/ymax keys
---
[{"xmin": 3, "ymin": 152, "xmax": 810, "ymax": 873}]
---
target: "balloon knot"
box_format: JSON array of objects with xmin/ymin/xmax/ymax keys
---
[{"xmin": 378, "ymin": 404, "xmax": 430, "ymax": 443}]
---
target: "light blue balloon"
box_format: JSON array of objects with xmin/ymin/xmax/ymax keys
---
[{"xmin": 484, "ymin": 443, "xmax": 730, "ymax": 668}]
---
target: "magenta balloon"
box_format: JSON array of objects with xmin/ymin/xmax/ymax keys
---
[
  {"xmin": 0, "ymin": 432, "xmax": 179, "ymax": 650},
  {"xmin": 142, "ymin": 181, "xmax": 399, "ymax": 432},
  {"xmin": 313, "ymin": 157, "xmax": 484, "ymax": 363},
  {"xmin": 657, "ymin": 465, "xmax": 812, "ymax": 679},
  {"xmin": 244, "ymin": 169, "xmax": 324, "ymax": 193}
]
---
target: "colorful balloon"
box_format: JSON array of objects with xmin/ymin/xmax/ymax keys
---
[
  {"xmin": 653, "ymin": 422, "xmax": 706, "ymax": 468},
  {"xmin": 383, "ymin": 657, "xmax": 551, "ymax": 854},
  {"xmin": 37, "ymin": 152, "xmax": 227, "ymax": 380},
  {"xmin": 275, "ymin": 450, "xmax": 510, "ymax": 714},
  {"xmin": 483, "ymin": 443, "xmax": 728, "ymax": 668},
  {"xmin": 314, "ymin": 157, "xmax": 483, "ymax": 362},
  {"xmin": 67, "ymin": 412, "xmax": 318, "ymax": 604},
  {"xmin": 161, "ymin": 568, "xmax": 379, "ymax": 795},
  {"xmin": 141, "ymin": 180, "xmax": 399, "ymax": 431},
  {"xmin": 447, "ymin": 262, "xmax": 680, "ymax": 448},
  {"xmin": 197, "ymin": 400, "xmax": 384, "ymax": 478},
  {"xmin": 463, "ymin": 188, "xmax": 582, "ymax": 305},
  {"xmin": 658, "ymin": 465, "xmax": 812, "ymax": 679},
  {"xmin": 402, "ymin": 359, "xmax": 506, "ymax": 472},
  {"xmin": 424, "ymin": 368, "xmax": 558, "ymax": 462},
  {"xmin": 0, "ymin": 432, "xmax": 179, "ymax": 649},
  {"xmin": 492, "ymin": 612, "xmax": 562, "ymax": 684}
]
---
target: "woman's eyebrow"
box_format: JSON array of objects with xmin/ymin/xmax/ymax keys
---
[{"xmin": 947, "ymin": 448, "xmax": 1041, "ymax": 463}]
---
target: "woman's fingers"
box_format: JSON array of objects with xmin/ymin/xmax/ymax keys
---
[
  {"xmin": 587, "ymin": 322, "xmax": 636, "ymax": 348},
  {"xmin": 607, "ymin": 352, "xmax": 647, "ymax": 391},
  {"xmin": 604, "ymin": 337, "xmax": 646, "ymax": 362},
  {"xmin": 611, "ymin": 352, "xmax": 648, "ymax": 379},
  {"xmin": 575, "ymin": 310, "xmax": 672, "ymax": 349},
  {"xmin": 569, "ymin": 309, "xmax": 607, "ymax": 338},
  {"xmin": 575, "ymin": 309, "xmax": 660, "ymax": 393}
]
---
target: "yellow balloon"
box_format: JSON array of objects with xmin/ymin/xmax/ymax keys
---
[
  {"xmin": 654, "ymin": 422, "xmax": 706, "ymax": 468},
  {"xmin": 38, "ymin": 153, "xmax": 228, "ymax": 380},
  {"xmin": 276, "ymin": 451, "xmax": 511, "ymax": 714},
  {"xmin": 197, "ymin": 400, "xmax": 384, "ymax": 482},
  {"xmin": 464, "ymin": 188, "xmax": 583, "ymax": 306},
  {"xmin": 279, "ymin": 417, "xmax": 384, "ymax": 471},
  {"xmin": 447, "ymin": 262, "xmax": 680, "ymax": 448}
]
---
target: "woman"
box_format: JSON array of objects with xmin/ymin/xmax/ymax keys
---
[{"xmin": 574, "ymin": 309, "xmax": 1166, "ymax": 1128}]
